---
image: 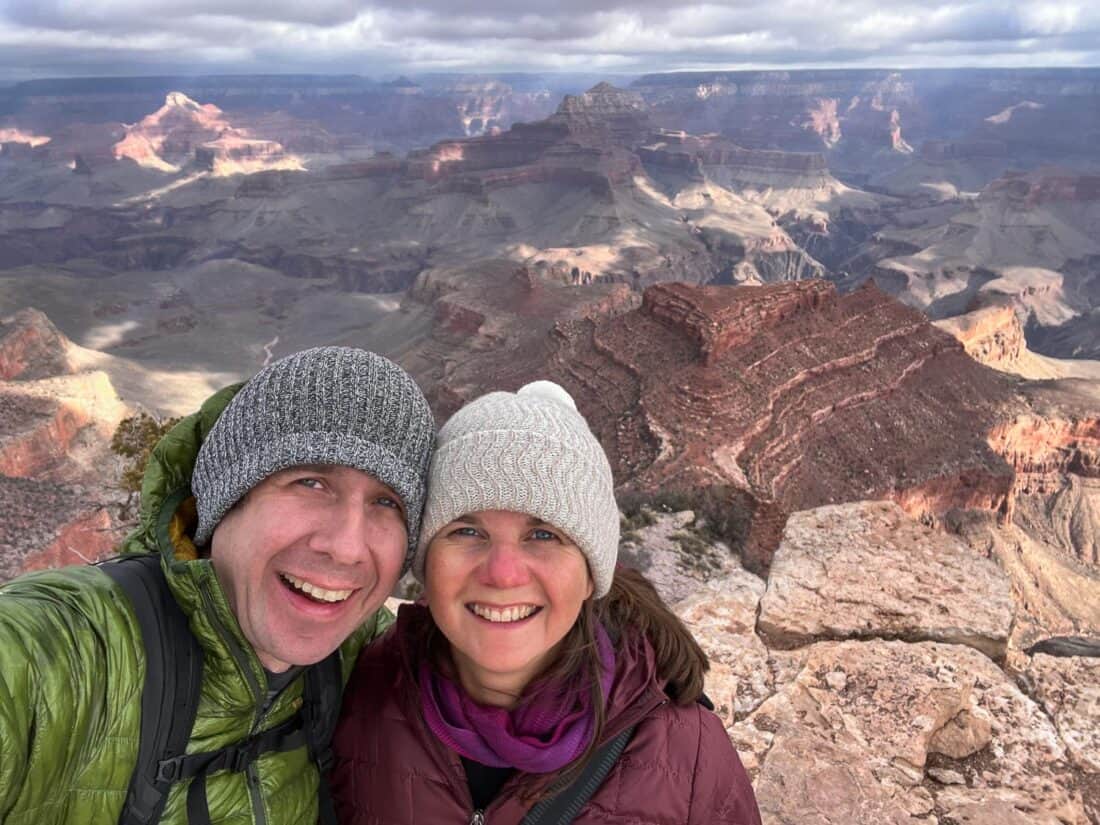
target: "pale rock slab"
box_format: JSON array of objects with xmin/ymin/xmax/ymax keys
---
[
  {"xmin": 737, "ymin": 639, "xmax": 1087, "ymax": 824},
  {"xmin": 1019, "ymin": 653, "xmax": 1100, "ymax": 774},
  {"xmin": 676, "ymin": 566, "xmax": 770, "ymax": 722},
  {"xmin": 758, "ymin": 501, "xmax": 1014, "ymax": 658}
]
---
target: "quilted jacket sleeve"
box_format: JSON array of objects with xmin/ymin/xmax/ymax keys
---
[
  {"xmin": 688, "ymin": 708, "xmax": 763, "ymax": 825},
  {"xmin": 0, "ymin": 568, "xmax": 142, "ymax": 825},
  {"xmin": 0, "ymin": 593, "xmax": 40, "ymax": 820}
]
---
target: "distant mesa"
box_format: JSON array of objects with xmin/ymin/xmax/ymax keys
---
[
  {"xmin": 0, "ymin": 127, "xmax": 51, "ymax": 149},
  {"xmin": 986, "ymin": 100, "xmax": 1045, "ymax": 125},
  {"xmin": 112, "ymin": 91, "xmax": 305, "ymax": 176}
]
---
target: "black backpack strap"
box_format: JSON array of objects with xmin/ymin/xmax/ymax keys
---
[
  {"xmin": 100, "ymin": 555, "xmax": 204, "ymax": 825},
  {"xmin": 302, "ymin": 650, "xmax": 344, "ymax": 825},
  {"xmin": 521, "ymin": 725, "xmax": 637, "ymax": 825}
]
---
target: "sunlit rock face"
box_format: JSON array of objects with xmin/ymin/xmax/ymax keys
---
[
  {"xmin": 0, "ymin": 308, "xmax": 72, "ymax": 380},
  {"xmin": 113, "ymin": 92, "xmax": 304, "ymax": 175},
  {"xmin": 0, "ymin": 308, "xmax": 127, "ymax": 582},
  {"xmin": 0, "ymin": 128, "xmax": 51, "ymax": 149}
]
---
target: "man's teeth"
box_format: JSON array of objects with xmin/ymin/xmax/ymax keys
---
[
  {"xmin": 471, "ymin": 604, "xmax": 538, "ymax": 623},
  {"xmin": 281, "ymin": 573, "xmax": 353, "ymax": 603}
]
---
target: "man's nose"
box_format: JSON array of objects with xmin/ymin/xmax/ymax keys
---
[
  {"xmin": 312, "ymin": 503, "xmax": 374, "ymax": 567},
  {"xmin": 480, "ymin": 541, "xmax": 531, "ymax": 589}
]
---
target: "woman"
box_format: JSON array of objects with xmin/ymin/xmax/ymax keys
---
[{"xmin": 332, "ymin": 381, "xmax": 761, "ymax": 824}]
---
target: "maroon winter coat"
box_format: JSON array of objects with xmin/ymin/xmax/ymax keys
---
[{"xmin": 332, "ymin": 604, "xmax": 762, "ymax": 825}]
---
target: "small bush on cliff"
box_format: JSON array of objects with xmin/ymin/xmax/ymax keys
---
[
  {"xmin": 111, "ymin": 413, "xmax": 181, "ymax": 500},
  {"xmin": 618, "ymin": 485, "xmax": 755, "ymax": 559}
]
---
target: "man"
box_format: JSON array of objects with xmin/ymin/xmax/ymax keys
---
[{"xmin": 0, "ymin": 346, "xmax": 435, "ymax": 824}]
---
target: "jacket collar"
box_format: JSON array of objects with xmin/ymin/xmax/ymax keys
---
[{"xmin": 117, "ymin": 382, "xmax": 278, "ymax": 712}]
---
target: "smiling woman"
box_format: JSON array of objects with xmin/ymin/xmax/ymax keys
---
[{"xmin": 332, "ymin": 381, "xmax": 762, "ymax": 825}]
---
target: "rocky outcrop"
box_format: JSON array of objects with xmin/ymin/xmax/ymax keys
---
[
  {"xmin": 677, "ymin": 567, "xmax": 773, "ymax": 724},
  {"xmin": 422, "ymin": 280, "xmax": 1019, "ymax": 573},
  {"xmin": 649, "ymin": 496, "xmax": 1098, "ymax": 824},
  {"xmin": 935, "ymin": 306, "xmax": 1026, "ymax": 370},
  {"xmin": 113, "ymin": 91, "xmax": 304, "ymax": 175},
  {"xmin": 642, "ymin": 280, "xmax": 834, "ymax": 365},
  {"xmin": 735, "ymin": 639, "xmax": 1089, "ymax": 824},
  {"xmin": 545, "ymin": 82, "xmax": 650, "ymax": 148},
  {"xmin": 757, "ymin": 501, "xmax": 1014, "ymax": 657},
  {"xmin": 1018, "ymin": 654, "xmax": 1100, "ymax": 775},
  {"xmin": 0, "ymin": 309, "xmax": 129, "ymax": 581},
  {"xmin": 0, "ymin": 308, "xmax": 72, "ymax": 380},
  {"xmin": 0, "ymin": 127, "xmax": 50, "ymax": 148}
]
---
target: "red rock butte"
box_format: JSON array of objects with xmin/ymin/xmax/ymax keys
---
[{"xmin": 426, "ymin": 280, "xmax": 1020, "ymax": 571}]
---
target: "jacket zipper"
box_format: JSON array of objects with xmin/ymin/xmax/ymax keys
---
[
  {"xmin": 248, "ymin": 762, "xmax": 269, "ymax": 825},
  {"xmin": 198, "ymin": 580, "xmax": 277, "ymax": 825},
  {"xmin": 469, "ymin": 811, "xmax": 486, "ymax": 825}
]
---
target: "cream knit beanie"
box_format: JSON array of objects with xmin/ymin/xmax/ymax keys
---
[{"xmin": 414, "ymin": 381, "xmax": 619, "ymax": 597}]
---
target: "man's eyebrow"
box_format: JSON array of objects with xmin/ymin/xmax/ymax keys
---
[{"xmin": 282, "ymin": 464, "xmax": 333, "ymax": 474}]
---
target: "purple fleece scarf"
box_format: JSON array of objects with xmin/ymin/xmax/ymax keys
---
[{"xmin": 420, "ymin": 623, "xmax": 616, "ymax": 774}]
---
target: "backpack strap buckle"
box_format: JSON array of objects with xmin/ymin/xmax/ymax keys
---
[{"xmin": 155, "ymin": 755, "xmax": 186, "ymax": 784}]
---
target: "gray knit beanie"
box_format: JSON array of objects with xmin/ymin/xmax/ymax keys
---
[
  {"xmin": 414, "ymin": 381, "xmax": 619, "ymax": 597},
  {"xmin": 192, "ymin": 346, "xmax": 435, "ymax": 566}
]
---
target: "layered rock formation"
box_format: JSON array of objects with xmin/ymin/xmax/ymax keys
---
[
  {"xmin": 0, "ymin": 309, "xmax": 128, "ymax": 582},
  {"xmin": 113, "ymin": 92, "xmax": 304, "ymax": 175},
  {"xmin": 415, "ymin": 279, "xmax": 1020, "ymax": 571}
]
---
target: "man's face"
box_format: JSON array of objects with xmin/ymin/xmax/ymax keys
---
[{"xmin": 209, "ymin": 464, "xmax": 407, "ymax": 672}]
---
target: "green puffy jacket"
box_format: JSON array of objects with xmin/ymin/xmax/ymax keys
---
[{"xmin": 0, "ymin": 385, "xmax": 392, "ymax": 824}]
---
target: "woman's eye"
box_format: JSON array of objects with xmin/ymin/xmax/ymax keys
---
[
  {"xmin": 449, "ymin": 526, "xmax": 480, "ymax": 538},
  {"xmin": 530, "ymin": 529, "xmax": 559, "ymax": 542}
]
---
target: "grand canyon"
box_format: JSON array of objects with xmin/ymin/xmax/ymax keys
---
[{"xmin": 2, "ymin": 68, "xmax": 1098, "ymax": 823}]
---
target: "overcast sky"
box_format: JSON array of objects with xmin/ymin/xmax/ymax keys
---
[{"xmin": 1, "ymin": 1, "xmax": 1097, "ymax": 81}]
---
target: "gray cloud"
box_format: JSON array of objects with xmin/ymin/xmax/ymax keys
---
[{"xmin": 0, "ymin": 0, "xmax": 1097, "ymax": 80}]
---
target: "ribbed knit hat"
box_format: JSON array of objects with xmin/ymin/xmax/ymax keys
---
[
  {"xmin": 192, "ymin": 347, "xmax": 435, "ymax": 565},
  {"xmin": 414, "ymin": 381, "xmax": 619, "ymax": 597}
]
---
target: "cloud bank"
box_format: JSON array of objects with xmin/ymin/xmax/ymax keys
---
[{"xmin": 0, "ymin": 0, "xmax": 1097, "ymax": 80}]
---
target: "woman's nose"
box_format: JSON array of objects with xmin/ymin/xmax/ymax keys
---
[{"xmin": 480, "ymin": 541, "xmax": 531, "ymax": 589}]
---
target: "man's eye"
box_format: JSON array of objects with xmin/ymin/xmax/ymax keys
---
[
  {"xmin": 295, "ymin": 477, "xmax": 323, "ymax": 489},
  {"xmin": 377, "ymin": 496, "xmax": 403, "ymax": 511}
]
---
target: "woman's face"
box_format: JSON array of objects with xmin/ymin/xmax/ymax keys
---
[{"xmin": 424, "ymin": 509, "xmax": 593, "ymax": 707}]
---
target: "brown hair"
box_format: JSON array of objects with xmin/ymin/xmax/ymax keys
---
[{"xmin": 422, "ymin": 564, "xmax": 709, "ymax": 801}]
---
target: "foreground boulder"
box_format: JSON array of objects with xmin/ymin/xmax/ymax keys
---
[
  {"xmin": 757, "ymin": 501, "xmax": 1014, "ymax": 658},
  {"xmin": 733, "ymin": 639, "xmax": 1089, "ymax": 824}
]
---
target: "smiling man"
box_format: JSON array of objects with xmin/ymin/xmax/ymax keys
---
[{"xmin": 0, "ymin": 346, "xmax": 435, "ymax": 825}]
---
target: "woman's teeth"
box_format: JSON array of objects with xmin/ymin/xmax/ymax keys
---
[
  {"xmin": 281, "ymin": 573, "xmax": 353, "ymax": 603},
  {"xmin": 470, "ymin": 604, "xmax": 539, "ymax": 623}
]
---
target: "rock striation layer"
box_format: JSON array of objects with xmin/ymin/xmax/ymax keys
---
[
  {"xmin": 0, "ymin": 308, "xmax": 129, "ymax": 582},
  {"xmin": 421, "ymin": 279, "xmax": 1019, "ymax": 572}
]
